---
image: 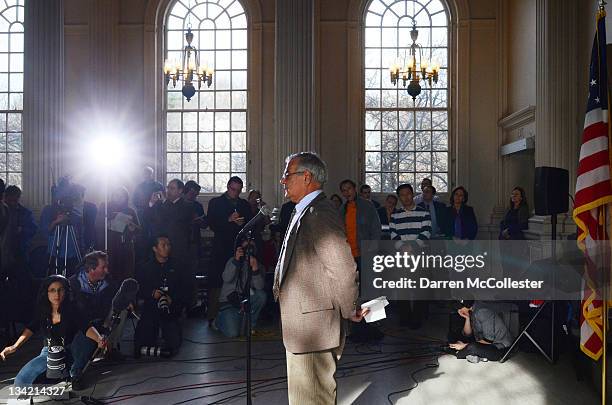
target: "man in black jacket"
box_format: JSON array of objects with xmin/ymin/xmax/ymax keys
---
[
  {"xmin": 206, "ymin": 176, "xmax": 252, "ymax": 327},
  {"xmin": 183, "ymin": 180, "xmax": 208, "ymax": 259},
  {"xmin": 133, "ymin": 166, "xmax": 165, "ymax": 265},
  {"xmin": 133, "ymin": 166, "xmax": 165, "ymax": 234},
  {"xmin": 134, "ymin": 236, "xmax": 189, "ymax": 356},
  {"xmin": 145, "ymin": 179, "xmax": 197, "ymax": 264}
]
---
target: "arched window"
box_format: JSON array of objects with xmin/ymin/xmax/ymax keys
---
[
  {"xmin": 0, "ymin": 0, "xmax": 24, "ymax": 187},
  {"xmin": 364, "ymin": 0, "xmax": 449, "ymax": 193},
  {"xmin": 164, "ymin": 0, "xmax": 247, "ymax": 192}
]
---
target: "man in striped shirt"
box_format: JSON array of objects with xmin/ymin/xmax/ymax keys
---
[{"xmin": 390, "ymin": 183, "xmax": 431, "ymax": 241}]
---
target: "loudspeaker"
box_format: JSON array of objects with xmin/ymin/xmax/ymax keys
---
[{"xmin": 534, "ymin": 167, "xmax": 569, "ymax": 215}]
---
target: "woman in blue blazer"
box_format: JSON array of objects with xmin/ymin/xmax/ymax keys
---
[{"xmin": 444, "ymin": 186, "xmax": 478, "ymax": 240}]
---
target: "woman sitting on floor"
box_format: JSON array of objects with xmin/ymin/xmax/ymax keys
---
[{"xmin": 0, "ymin": 275, "xmax": 106, "ymax": 389}]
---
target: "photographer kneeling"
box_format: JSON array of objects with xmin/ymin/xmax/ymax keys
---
[
  {"xmin": 216, "ymin": 239, "xmax": 266, "ymax": 338},
  {"xmin": 134, "ymin": 236, "xmax": 188, "ymax": 357},
  {"xmin": 448, "ymin": 300, "xmax": 514, "ymax": 363},
  {"xmin": 69, "ymin": 251, "xmax": 119, "ymax": 367},
  {"xmin": 0, "ymin": 275, "xmax": 106, "ymax": 387}
]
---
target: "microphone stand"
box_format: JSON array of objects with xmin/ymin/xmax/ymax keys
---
[
  {"xmin": 234, "ymin": 202, "xmax": 268, "ymax": 404},
  {"xmin": 243, "ymin": 230, "xmax": 255, "ymax": 405},
  {"xmin": 233, "ymin": 228, "xmax": 256, "ymax": 405}
]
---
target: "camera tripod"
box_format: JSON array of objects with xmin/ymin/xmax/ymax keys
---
[{"xmin": 48, "ymin": 221, "xmax": 83, "ymax": 277}]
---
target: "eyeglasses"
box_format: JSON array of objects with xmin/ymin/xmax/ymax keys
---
[
  {"xmin": 228, "ymin": 185, "xmax": 243, "ymax": 193},
  {"xmin": 48, "ymin": 287, "xmax": 65, "ymax": 294},
  {"xmin": 281, "ymin": 171, "xmax": 305, "ymax": 180}
]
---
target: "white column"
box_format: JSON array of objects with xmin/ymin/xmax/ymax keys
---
[
  {"xmin": 532, "ymin": 0, "xmax": 579, "ymax": 239},
  {"xmin": 535, "ymin": 0, "xmax": 578, "ymax": 174},
  {"xmin": 274, "ymin": 0, "xmax": 318, "ymax": 201},
  {"xmin": 89, "ymin": 0, "xmax": 119, "ymax": 111},
  {"xmin": 22, "ymin": 0, "xmax": 64, "ymax": 211}
]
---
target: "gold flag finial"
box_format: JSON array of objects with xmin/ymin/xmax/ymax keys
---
[{"xmin": 599, "ymin": 0, "xmax": 607, "ymax": 18}]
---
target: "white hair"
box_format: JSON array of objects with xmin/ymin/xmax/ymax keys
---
[{"xmin": 286, "ymin": 152, "xmax": 328, "ymax": 186}]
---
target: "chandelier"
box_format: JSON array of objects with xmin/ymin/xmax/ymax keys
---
[
  {"xmin": 389, "ymin": 23, "xmax": 439, "ymax": 101},
  {"xmin": 163, "ymin": 27, "xmax": 214, "ymax": 102}
]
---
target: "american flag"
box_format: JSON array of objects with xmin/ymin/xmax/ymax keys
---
[{"xmin": 573, "ymin": 9, "xmax": 612, "ymax": 361}]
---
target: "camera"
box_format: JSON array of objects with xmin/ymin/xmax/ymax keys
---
[
  {"xmin": 157, "ymin": 283, "xmax": 170, "ymax": 314},
  {"xmin": 226, "ymin": 290, "xmax": 243, "ymax": 308},
  {"xmin": 46, "ymin": 337, "xmax": 67, "ymax": 379},
  {"xmin": 55, "ymin": 184, "xmax": 81, "ymax": 218}
]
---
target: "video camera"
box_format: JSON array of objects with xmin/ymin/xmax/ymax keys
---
[
  {"xmin": 57, "ymin": 196, "xmax": 77, "ymax": 217},
  {"xmin": 52, "ymin": 177, "xmax": 82, "ymax": 218}
]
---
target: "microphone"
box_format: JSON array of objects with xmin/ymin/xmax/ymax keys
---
[
  {"xmin": 105, "ymin": 278, "xmax": 139, "ymax": 328},
  {"xmin": 112, "ymin": 278, "xmax": 139, "ymax": 312},
  {"xmin": 80, "ymin": 279, "xmax": 140, "ymax": 376},
  {"xmin": 237, "ymin": 204, "xmax": 272, "ymax": 238}
]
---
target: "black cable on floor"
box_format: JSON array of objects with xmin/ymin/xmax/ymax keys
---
[
  {"xmin": 386, "ymin": 354, "xmax": 441, "ymax": 404},
  {"xmin": 76, "ymin": 337, "xmax": 447, "ymax": 403}
]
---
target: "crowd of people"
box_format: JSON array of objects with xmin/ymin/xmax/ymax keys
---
[
  {"xmin": 0, "ymin": 169, "xmax": 283, "ymax": 393},
  {"xmin": 329, "ymin": 177, "xmax": 529, "ymax": 245},
  {"xmin": 0, "ymin": 159, "xmax": 532, "ymax": 398}
]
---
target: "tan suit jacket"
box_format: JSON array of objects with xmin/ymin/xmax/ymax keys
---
[{"xmin": 275, "ymin": 192, "xmax": 358, "ymax": 354}]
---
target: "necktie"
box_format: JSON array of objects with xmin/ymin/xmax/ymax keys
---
[{"xmin": 273, "ymin": 209, "xmax": 297, "ymax": 300}]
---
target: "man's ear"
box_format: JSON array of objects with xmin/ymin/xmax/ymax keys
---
[{"xmin": 303, "ymin": 170, "xmax": 312, "ymax": 184}]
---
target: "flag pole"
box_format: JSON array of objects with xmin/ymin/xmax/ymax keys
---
[
  {"xmin": 605, "ymin": 0, "xmax": 610, "ymax": 395},
  {"xmin": 600, "ymin": 2, "xmax": 609, "ymax": 402},
  {"xmin": 604, "ymin": 81, "xmax": 609, "ymax": 405},
  {"xmin": 603, "ymin": 205, "xmax": 608, "ymax": 405}
]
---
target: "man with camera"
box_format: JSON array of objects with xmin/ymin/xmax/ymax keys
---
[
  {"xmin": 145, "ymin": 179, "xmax": 196, "ymax": 266},
  {"xmin": 40, "ymin": 180, "xmax": 94, "ymax": 277},
  {"xmin": 216, "ymin": 239, "xmax": 266, "ymax": 338},
  {"xmin": 133, "ymin": 166, "xmax": 165, "ymax": 234},
  {"xmin": 134, "ymin": 236, "xmax": 189, "ymax": 357},
  {"xmin": 68, "ymin": 251, "xmax": 118, "ymax": 372},
  {"xmin": 132, "ymin": 166, "xmax": 165, "ymax": 267},
  {"xmin": 206, "ymin": 176, "xmax": 252, "ymax": 328}
]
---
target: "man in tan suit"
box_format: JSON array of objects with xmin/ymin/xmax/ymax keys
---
[{"xmin": 273, "ymin": 152, "xmax": 368, "ymax": 405}]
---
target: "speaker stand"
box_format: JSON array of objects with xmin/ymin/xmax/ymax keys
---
[{"xmin": 500, "ymin": 214, "xmax": 557, "ymax": 364}]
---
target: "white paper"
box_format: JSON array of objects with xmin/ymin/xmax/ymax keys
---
[
  {"xmin": 109, "ymin": 212, "xmax": 132, "ymax": 233},
  {"xmin": 361, "ymin": 296, "xmax": 389, "ymax": 323}
]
